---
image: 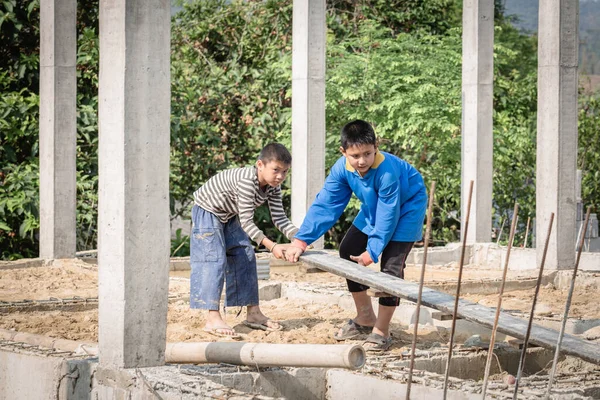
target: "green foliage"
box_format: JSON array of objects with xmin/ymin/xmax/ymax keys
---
[
  {"xmin": 326, "ymin": 22, "xmax": 463, "ymax": 244},
  {"xmin": 491, "ymin": 24, "xmax": 538, "ymax": 246},
  {"xmin": 0, "ymin": 70, "xmax": 40, "ymax": 259},
  {"xmin": 579, "ymin": 94, "xmax": 600, "ymax": 212},
  {"xmin": 1, "ymin": 0, "xmax": 598, "ymax": 259},
  {"xmin": 0, "ymin": 0, "xmax": 40, "ymax": 91},
  {"xmin": 0, "ymin": 162, "xmax": 39, "ymax": 259},
  {"xmin": 170, "ymin": 0, "xmax": 294, "ymax": 226},
  {"xmin": 170, "ymin": 228, "xmax": 190, "ymax": 257}
]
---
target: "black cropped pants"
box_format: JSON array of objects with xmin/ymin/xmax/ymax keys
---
[{"xmin": 339, "ymin": 225, "xmax": 414, "ymax": 307}]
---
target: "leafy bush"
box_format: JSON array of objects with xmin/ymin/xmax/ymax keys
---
[{"xmin": 1, "ymin": 0, "xmax": 596, "ymax": 259}]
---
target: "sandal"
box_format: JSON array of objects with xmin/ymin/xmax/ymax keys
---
[
  {"xmin": 333, "ymin": 319, "xmax": 373, "ymax": 341},
  {"xmin": 242, "ymin": 319, "xmax": 283, "ymax": 332},
  {"xmin": 203, "ymin": 326, "xmax": 242, "ymax": 339},
  {"xmin": 363, "ymin": 332, "xmax": 393, "ymax": 352}
]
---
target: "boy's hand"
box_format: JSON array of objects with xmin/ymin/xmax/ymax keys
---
[
  {"xmin": 284, "ymin": 238, "xmax": 308, "ymax": 263},
  {"xmin": 270, "ymin": 243, "xmax": 288, "ymax": 260},
  {"xmin": 285, "ymin": 246, "xmax": 304, "ymax": 263},
  {"xmin": 349, "ymin": 251, "xmax": 373, "ymax": 266}
]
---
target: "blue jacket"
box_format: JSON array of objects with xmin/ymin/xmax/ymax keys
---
[{"xmin": 295, "ymin": 151, "xmax": 427, "ymax": 263}]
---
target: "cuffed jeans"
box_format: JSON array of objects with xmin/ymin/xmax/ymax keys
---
[{"xmin": 190, "ymin": 205, "xmax": 259, "ymax": 310}]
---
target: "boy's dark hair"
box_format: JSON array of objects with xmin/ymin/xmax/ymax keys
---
[
  {"xmin": 258, "ymin": 143, "xmax": 292, "ymax": 165},
  {"xmin": 340, "ymin": 120, "xmax": 377, "ymax": 149}
]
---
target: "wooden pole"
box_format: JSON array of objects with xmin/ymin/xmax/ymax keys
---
[
  {"xmin": 406, "ymin": 181, "xmax": 436, "ymax": 400},
  {"xmin": 512, "ymin": 213, "xmax": 554, "ymax": 399},
  {"xmin": 481, "ymin": 203, "xmax": 519, "ymax": 399},
  {"xmin": 545, "ymin": 207, "xmax": 592, "ymax": 399},
  {"xmin": 442, "ymin": 180, "xmax": 474, "ymax": 399}
]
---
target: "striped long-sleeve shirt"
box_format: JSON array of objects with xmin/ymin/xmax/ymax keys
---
[{"xmin": 193, "ymin": 166, "xmax": 298, "ymax": 245}]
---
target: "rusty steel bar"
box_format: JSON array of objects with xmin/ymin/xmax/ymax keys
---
[
  {"xmin": 406, "ymin": 181, "xmax": 436, "ymax": 400},
  {"xmin": 545, "ymin": 207, "xmax": 592, "ymax": 399},
  {"xmin": 442, "ymin": 180, "xmax": 474, "ymax": 400},
  {"xmin": 481, "ymin": 203, "xmax": 519, "ymax": 399},
  {"xmin": 513, "ymin": 213, "xmax": 554, "ymax": 399}
]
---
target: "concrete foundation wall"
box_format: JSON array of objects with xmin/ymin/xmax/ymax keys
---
[
  {"xmin": 0, "ymin": 351, "xmax": 93, "ymax": 400},
  {"xmin": 326, "ymin": 370, "xmax": 479, "ymax": 400},
  {"xmin": 410, "ymin": 243, "xmax": 600, "ymax": 271},
  {"xmin": 199, "ymin": 367, "xmax": 327, "ymax": 400}
]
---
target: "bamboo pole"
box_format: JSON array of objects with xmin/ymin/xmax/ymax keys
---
[
  {"xmin": 545, "ymin": 207, "xmax": 592, "ymax": 399},
  {"xmin": 512, "ymin": 213, "xmax": 554, "ymax": 400},
  {"xmin": 511, "ymin": 215, "xmax": 518, "ymax": 247},
  {"xmin": 0, "ymin": 328, "xmax": 365, "ymax": 369},
  {"xmin": 442, "ymin": 180, "xmax": 474, "ymax": 400},
  {"xmin": 406, "ymin": 181, "xmax": 436, "ymax": 400},
  {"xmin": 481, "ymin": 203, "xmax": 519, "ymax": 399},
  {"xmin": 523, "ymin": 217, "xmax": 531, "ymax": 248},
  {"xmin": 496, "ymin": 216, "xmax": 506, "ymax": 245}
]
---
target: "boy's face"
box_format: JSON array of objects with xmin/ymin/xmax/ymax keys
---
[
  {"xmin": 341, "ymin": 144, "xmax": 377, "ymax": 175},
  {"xmin": 256, "ymin": 159, "xmax": 290, "ymax": 187}
]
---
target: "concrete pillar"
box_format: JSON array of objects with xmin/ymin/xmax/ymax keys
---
[
  {"xmin": 461, "ymin": 0, "xmax": 494, "ymax": 244},
  {"xmin": 291, "ymin": 0, "xmax": 326, "ymax": 248},
  {"xmin": 536, "ymin": 0, "xmax": 578, "ymax": 270},
  {"xmin": 98, "ymin": 0, "xmax": 170, "ymax": 368},
  {"xmin": 39, "ymin": 0, "xmax": 77, "ymax": 259}
]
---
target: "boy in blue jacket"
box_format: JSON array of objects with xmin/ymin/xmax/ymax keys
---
[{"xmin": 285, "ymin": 120, "xmax": 427, "ymax": 351}]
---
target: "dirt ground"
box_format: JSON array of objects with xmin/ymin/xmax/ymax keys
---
[{"xmin": 1, "ymin": 258, "xmax": 600, "ymax": 356}]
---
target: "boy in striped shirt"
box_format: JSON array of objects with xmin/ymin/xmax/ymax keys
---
[{"xmin": 191, "ymin": 143, "xmax": 298, "ymax": 337}]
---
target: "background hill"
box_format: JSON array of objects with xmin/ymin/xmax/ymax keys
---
[{"xmin": 504, "ymin": 0, "xmax": 600, "ymax": 76}]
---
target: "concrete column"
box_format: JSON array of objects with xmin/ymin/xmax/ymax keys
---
[
  {"xmin": 39, "ymin": 0, "xmax": 77, "ymax": 259},
  {"xmin": 461, "ymin": 0, "xmax": 494, "ymax": 244},
  {"xmin": 291, "ymin": 0, "xmax": 326, "ymax": 248},
  {"xmin": 536, "ymin": 0, "xmax": 579, "ymax": 270},
  {"xmin": 98, "ymin": 0, "xmax": 170, "ymax": 368}
]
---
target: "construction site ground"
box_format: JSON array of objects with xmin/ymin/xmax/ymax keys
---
[{"xmin": 1, "ymin": 257, "xmax": 600, "ymax": 398}]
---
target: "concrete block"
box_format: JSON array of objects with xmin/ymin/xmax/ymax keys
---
[
  {"xmin": 411, "ymin": 243, "xmax": 466, "ymax": 266},
  {"xmin": 259, "ymin": 283, "xmax": 282, "ymax": 301},
  {"xmin": 169, "ymin": 257, "xmax": 190, "ymax": 271}
]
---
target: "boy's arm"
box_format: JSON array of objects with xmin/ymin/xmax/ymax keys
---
[
  {"xmin": 237, "ymin": 178, "xmax": 268, "ymax": 245},
  {"xmin": 266, "ymin": 186, "xmax": 298, "ymax": 240},
  {"xmin": 286, "ymin": 160, "xmax": 352, "ymax": 262},
  {"xmin": 293, "ymin": 160, "xmax": 352, "ymax": 245}
]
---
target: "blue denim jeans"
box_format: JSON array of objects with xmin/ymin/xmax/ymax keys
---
[{"xmin": 190, "ymin": 205, "xmax": 259, "ymax": 310}]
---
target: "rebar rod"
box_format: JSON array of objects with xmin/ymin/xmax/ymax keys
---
[
  {"xmin": 545, "ymin": 207, "xmax": 592, "ymax": 399},
  {"xmin": 406, "ymin": 181, "xmax": 436, "ymax": 400},
  {"xmin": 481, "ymin": 203, "xmax": 519, "ymax": 399},
  {"xmin": 512, "ymin": 213, "xmax": 554, "ymax": 400},
  {"xmin": 442, "ymin": 180, "xmax": 474, "ymax": 400}
]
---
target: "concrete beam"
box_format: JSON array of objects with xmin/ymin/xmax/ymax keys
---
[
  {"xmin": 536, "ymin": 0, "xmax": 579, "ymax": 270},
  {"xmin": 98, "ymin": 0, "xmax": 170, "ymax": 368},
  {"xmin": 300, "ymin": 251, "xmax": 600, "ymax": 365},
  {"xmin": 461, "ymin": 0, "xmax": 494, "ymax": 244},
  {"xmin": 39, "ymin": 0, "xmax": 77, "ymax": 259},
  {"xmin": 291, "ymin": 0, "xmax": 326, "ymax": 248}
]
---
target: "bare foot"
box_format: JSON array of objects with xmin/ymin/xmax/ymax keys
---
[
  {"xmin": 204, "ymin": 310, "xmax": 238, "ymax": 337},
  {"xmin": 203, "ymin": 324, "xmax": 239, "ymax": 337}
]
